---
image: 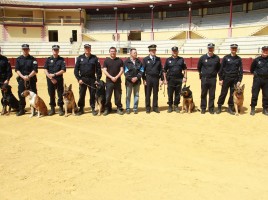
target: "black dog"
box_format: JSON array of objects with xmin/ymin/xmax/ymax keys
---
[
  {"xmin": 1, "ymin": 83, "xmax": 19, "ymax": 115},
  {"xmin": 95, "ymin": 80, "xmax": 106, "ymax": 115}
]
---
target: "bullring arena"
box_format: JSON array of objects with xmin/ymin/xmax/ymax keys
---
[{"xmin": 1, "ymin": 0, "xmax": 268, "ymax": 200}]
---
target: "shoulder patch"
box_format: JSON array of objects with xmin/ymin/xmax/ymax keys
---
[{"xmin": 33, "ymin": 61, "xmax": 37, "ymax": 64}]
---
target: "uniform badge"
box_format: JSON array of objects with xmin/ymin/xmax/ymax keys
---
[
  {"xmin": 81, "ymin": 58, "xmax": 83, "ymax": 61},
  {"xmin": 258, "ymin": 61, "xmax": 261, "ymax": 65},
  {"xmin": 33, "ymin": 61, "xmax": 37, "ymax": 64},
  {"xmin": 228, "ymin": 59, "xmax": 230, "ymax": 62},
  {"xmin": 50, "ymin": 60, "xmax": 53, "ymax": 63},
  {"xmin": 148, "ymin": 61, "xmax": 150, "ymax": 64},
  {"xmin": 205, "ymin": 59, "xmax": 207, "ymax": 62},
  {"xmin": 169, "ymin": 60, "xmax": 172, "ymax": 63}
]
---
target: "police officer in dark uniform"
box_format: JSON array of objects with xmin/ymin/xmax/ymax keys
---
[
  {"xmin": 216, "ymin": 44, "xmax": 243, "ymax": 115},
  {"xmin": 163, "ymin": 46, "xmax": 187, "ymax": 113},
  {"xmin": 250, "ymin": 46, "xmax": 268, "ymax": 116},
  {"xmin": 44, "ymin": 45, "xmax": 66, "ymax": 116},
  {"xmin": 198, "ymin": 43, "xmax": 221, "ymax": 114},
  {"xmin": 74, "ymin": 44, "xmax": 102, "ymax": 116},
  {"xmin": 15, "ymin": 44, "xmax": 38, "ymax": 116},
  {"xmin": 0, "ymin": 46, "xmax": 12, "ymax": 91},
  {"xmin": 142, "ymin": 44, "xmax": 163, "ymax": 114}
]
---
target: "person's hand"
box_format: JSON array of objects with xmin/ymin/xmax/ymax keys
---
[
  {"xmin": 51, "ymin": 78, "xmax": 57, "ymax": 84},
  {"xmin": 47, "ymin": 74, "xmax": 54, "ymax": 79},
  {"xmin": 219, "ymin": 80, "xmax": 223, "ymax": 86},
  {"xmin": 183, "ymin": 77, "xmax": 187, "ymax": 83},
  {"xmin": 79, "ymin": 79, "xmax": 84, "ymax": 84},
  {"xmin": 143, "ymin": 80, "xmax": 147, "ymax": 86},
  {"xmin": 160, "ymin": 80, "xmax": 163, "ymax": 86},
  {"xmin": 131, "ymin": 77, "xmax": 138, "ymax": 83},
  {"xmin": 111, "ymin": 77, "xmax": 117, "ymax": 82},
  {"xmin": 163, "ymin": 80, "xmax": 167, "ymax": 85},
  {"xmin": 236, "ymin": 82, "xmax": 241, "ymax": 87},
  {"xmin": 4, "ymin": 80, "xmax": 9, "ymax": 84},
  {"xmin": 23, "ymin": 75, "xmax": 29, "ymax": 81}
]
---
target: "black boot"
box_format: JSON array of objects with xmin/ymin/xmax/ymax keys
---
[
  {"xmin": 201, "ymin": 109, "xmax": 206, "ymax": 114},
  {"xmin": 16, "ymin": 109, "xmax": 25, "ymax": 116},
  {"xmin": 216, "ymin": 105, "xmax": 222, "ymax": 114},
  {"xmin": 250, "ymin": 107, "xmax": 255, "ymax": 116},
  {"xmin": 227, "ymin": 106, "xmax": 235, "ymax": 115},
  {"xmin": 92, "ymin": 108, "xmax": 98, "ymax": 116},
  {"xmin": 76, "ymin": 107, "xmax": 84, "ymax": 116},
  {"xmin": 174, "ymin": 106, "xmax": 180, "ymax": 113},
  {"xmin": 58, "ymin": 106, "xmax": 64, "ymax": 116},
  {"xmin": 48, "ymin": 106, "xmax": 55, "ymax": 116},
  {"xmin": 262, "ymin": 108, "xmax": 268, "ymax": 116},
  {"xmin": 209, "ymin": 108, "xmax": 215, "ymax": 114},
  {"xmin": 167, "ymin": 106, "xmax": 173, "ymax": 113}
]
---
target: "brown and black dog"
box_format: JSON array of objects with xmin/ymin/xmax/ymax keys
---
[
  {"xmin": 95, "ymin": 80, "xmax": 106, "ymax": 116},
  {"xmin": 233, "ymin": 84, "xmax": 245, "ymax": 116},
  {"xmin": 181, "ymin": 85, "xmax": 195, "ymax": 113},
  {"xmin": 1, "ymin": 83, "xmax": 19, "ymax": 115},
  {"xmin": 21, "ymin": 90, "xmax": 48, "ymax": 118},
  {"xmin": 62, "ymin": 84, "xmax": 78, "ymax": 117}
]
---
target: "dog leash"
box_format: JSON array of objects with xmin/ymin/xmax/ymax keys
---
[{"xmin": 82, "ymin": 82, "xmax": 97, "ymax": 90}]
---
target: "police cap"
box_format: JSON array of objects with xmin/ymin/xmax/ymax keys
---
[
  {"xmin": 22, "ymin": 44, "xmax": 29, "ymax": 49},
  {"xmin": 207, "ymin": 43, "xmax": 215, "ymax": 48},
  {"xmin": 171, "ymin": 46, "xmax": 179, "ymax": 51},
  {"xmin": 148, "ymin": 44, "xmax": 157, "ymax": 51},
  {"xmin": 52, "ymin": 45, "xmax": 60, "ymax": 50},
  {"xmin": 230, "ymin": 44, "xmax": 238, "ymax": 48},
  {"xmin": 84, "ymin": 44, "xmax": 91, "ymax": 48}
]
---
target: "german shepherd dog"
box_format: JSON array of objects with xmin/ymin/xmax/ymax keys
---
[
  {"xmin": 1, "ymin": 83, "xmax": 19, "ymax": 115},
  {"xmin": 95, "ymin": 80, "xmax": 106, "ymax": 116},
  {"xmin": 233, "ymin": 84, "xmax": 245, "ymax": 116},
  {"xmin": 181, "ymin": 85, "xmax": 195, "ymax": 113},
  {"xmin": 62, "ymin": 84, "xmax": 78, "ymax": 117}
]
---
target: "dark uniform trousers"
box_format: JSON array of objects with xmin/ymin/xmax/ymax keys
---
[
  {"xmin": 46, "ymin": 77, "xmax": 64, "ymax": 107},
  {"xmin": 78, "ymin": 77, "xmax": 96, "ymax": 109},
  {"xmin": 18, "ymin": 77, "xmax": 37, "ymax": 109},
  {"xmin": 145, "ymin": 75, "xmax": 159, "ymax": 109},
  {"xmin": 251, "ymin": 76, "xmax": 268, "ymax": 109},
  {"xmin": 217, "ymin": 75, "xmax": 238, "ymax": 106},
  {"xmin": 105, "ymin": 80, "xmax": 122, "ymax": 111},
  {"xmin": 167, "ymin": 78, "xmax": 182, "ymax": 106},
  {"xmin": 201, "ymin": 77, "xmax": 216, "ymax": 110}
]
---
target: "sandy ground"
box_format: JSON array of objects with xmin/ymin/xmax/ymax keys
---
[{"xmin": 1, "ymin": 69, "xmax": 268, "ymax": 200}]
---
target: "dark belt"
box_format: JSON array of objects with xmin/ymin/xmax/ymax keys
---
[
  {"xmin": 225, "ymin": 73, "xmax": 238, "ymax": 78},
  {"xmin": 202, "ymin": 75, "xmax": 216, "ymax": 78},
  {"xmin": 256, "ymin": 74, "xmax": 268, "ymax": 79},
  {"xmin": 147, "ymin": 74, "xmax": 160, "ymax": 78},
  {"xmin": 81, "ymin": 75, "xmax": 95, "ymax": 79}
]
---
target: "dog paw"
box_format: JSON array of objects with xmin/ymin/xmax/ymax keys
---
[{"xmin": 235, "ymin": 113, "xmax": 239, "ymax": 116}]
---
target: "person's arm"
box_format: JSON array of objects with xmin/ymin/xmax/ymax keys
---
[
  {"xmin": 5, "ymin": 58, "xmax": 12, "ymax": 84},
  {"xmin": 44, "ymin": 58, "xmax": 53, "ymax": 79},
  {"xmin": 28, "ymin": 58, "xmax": 38, "ymax": 79},
  {"xmin": 116, "ymin": 67, "xmax": 124, "ymax": 80},
  {"xmin": 74, "ymin": 56, "xmax": 81, "ymax": 81},
  {"xmin": 55, "ymin": 58, "xmax": 66, "ymax": 76},
  {"xmin": 136, "ymin": 60, "xmax": 144, "ymax": 81},
  {"xmin": 182, "ymin": 58, "xmax": 187, "ymax": 83},
  {"xmin": 15, "ymin": 58, "xmax": 25, "ymax": 80},
  {"xmin": 250, "ymin": 58, "xmax": 257, "ymax": 74},
  {"xmin": 96, "ymin": 57, "xmax": 102, "ymax": 81},
  {"xmin": 163, "ymin": 59, "xmax": 168, "ymax": 84},
  {"xmin": 124, "ymin": 61, "xmax": 132, "ymax": 82},
  {"xmin": 237, "ymin": 58, "xmax": 243, "ymax": 86},
  {"xmin": 197, "ymin": 56, "xmax": 202, "ymax": 79}
]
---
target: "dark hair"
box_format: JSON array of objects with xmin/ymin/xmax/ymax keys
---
[
  {"xmin": 109, "ymin": 47, "xmax": 117, "ymax": 52},
  {"xmin": 130, "ymin": 48, "xmax": 136, "ymax": 52}
]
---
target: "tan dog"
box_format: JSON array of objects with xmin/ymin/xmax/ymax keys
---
[
  {"xmin": 233, "ymin": 84, "xmax": 245, "ymax": 116},
  {"xmin": 181, "ymin": 85, "xmax": 195, "ymax": 113},
  {"xmin": 62, "ymin": 84, "xmax": 78, "ymax": 117},
  {"xmin": 21, "ymin": 90, "xmax": 48, "ymax": 118}
]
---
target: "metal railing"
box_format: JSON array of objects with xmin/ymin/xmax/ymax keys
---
[{"xmin": 0, "ymin": 17, "xmax": 81, "ymax": 25}]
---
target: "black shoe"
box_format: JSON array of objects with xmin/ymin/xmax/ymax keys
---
[
  {"xmin": 167, "ymin": 106, "xmax": 173, "ymax": 113},
  {"xmin": 262, "ymin": 108, "xmax": 268, "ymax": 116},
  {"xmin": 92, "ymin": 109, "xmax": 98, "ymax": 116},
  {"xmin": 76, "ymin": 107, "xmax": 84, "ymax": 116},
  {"xmin": 58, "ymin": 106, "xmax": 64, "ymax": 116},
  {"xmin": 216, "ymin": 106, "xmax": 222, "ymax": 114},
  {"xmin": 103, "ymin": 109, "xmax": 109, "ymax": 116},
  {"xmin": 133, "ymin": 110, "xmax": 138, "ymax": 114},
  {"xmin": 117, "ymin": 108, "xmax": 124, "ymax": 115},
  {"xmin": 209, "ymin": 109, "xmax": 214, "ymax": 114},
  {"xmin": 153, "ymin": 108, "xmax": 160, "ymax": 113},
  {"xmin": 227, "ymin": 106, "xmax": 235, "ymax": 115},
  {"xmin": 174, "ymin": 106, "xmax": 180, "ymax": 113},
  {"xmin": 48, "ymin": 106, "xmax": 55, "ymax": 116},
  {"xmin": 126, "ymin": 109, "xmax": 131, "ymax": 114},
  {"xmin": 250, "ymin": 107, "xmax": 255, "ymax": 116},
  {"xmin": 201, "ymin": 109, "xmax": 206, "ymax": 114},
  {"xmin": 146, "ymin": 109, "xmax": 150, "ymax": 114},
  {"xmin": 16, "ymin": 109, "xmax": 25, "ymax": 116}
]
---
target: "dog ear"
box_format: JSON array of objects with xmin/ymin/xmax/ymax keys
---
[
  {"xmin": 69, "ymin": 84, "xmax": 72, "ymax": 90},
  {"xmin": 187, "ymin": 86, "xmax": 190, "ymax": 89},
  {"xmin": 241, "ymin": 84, "xmax": 245, "ymax": 91}
]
